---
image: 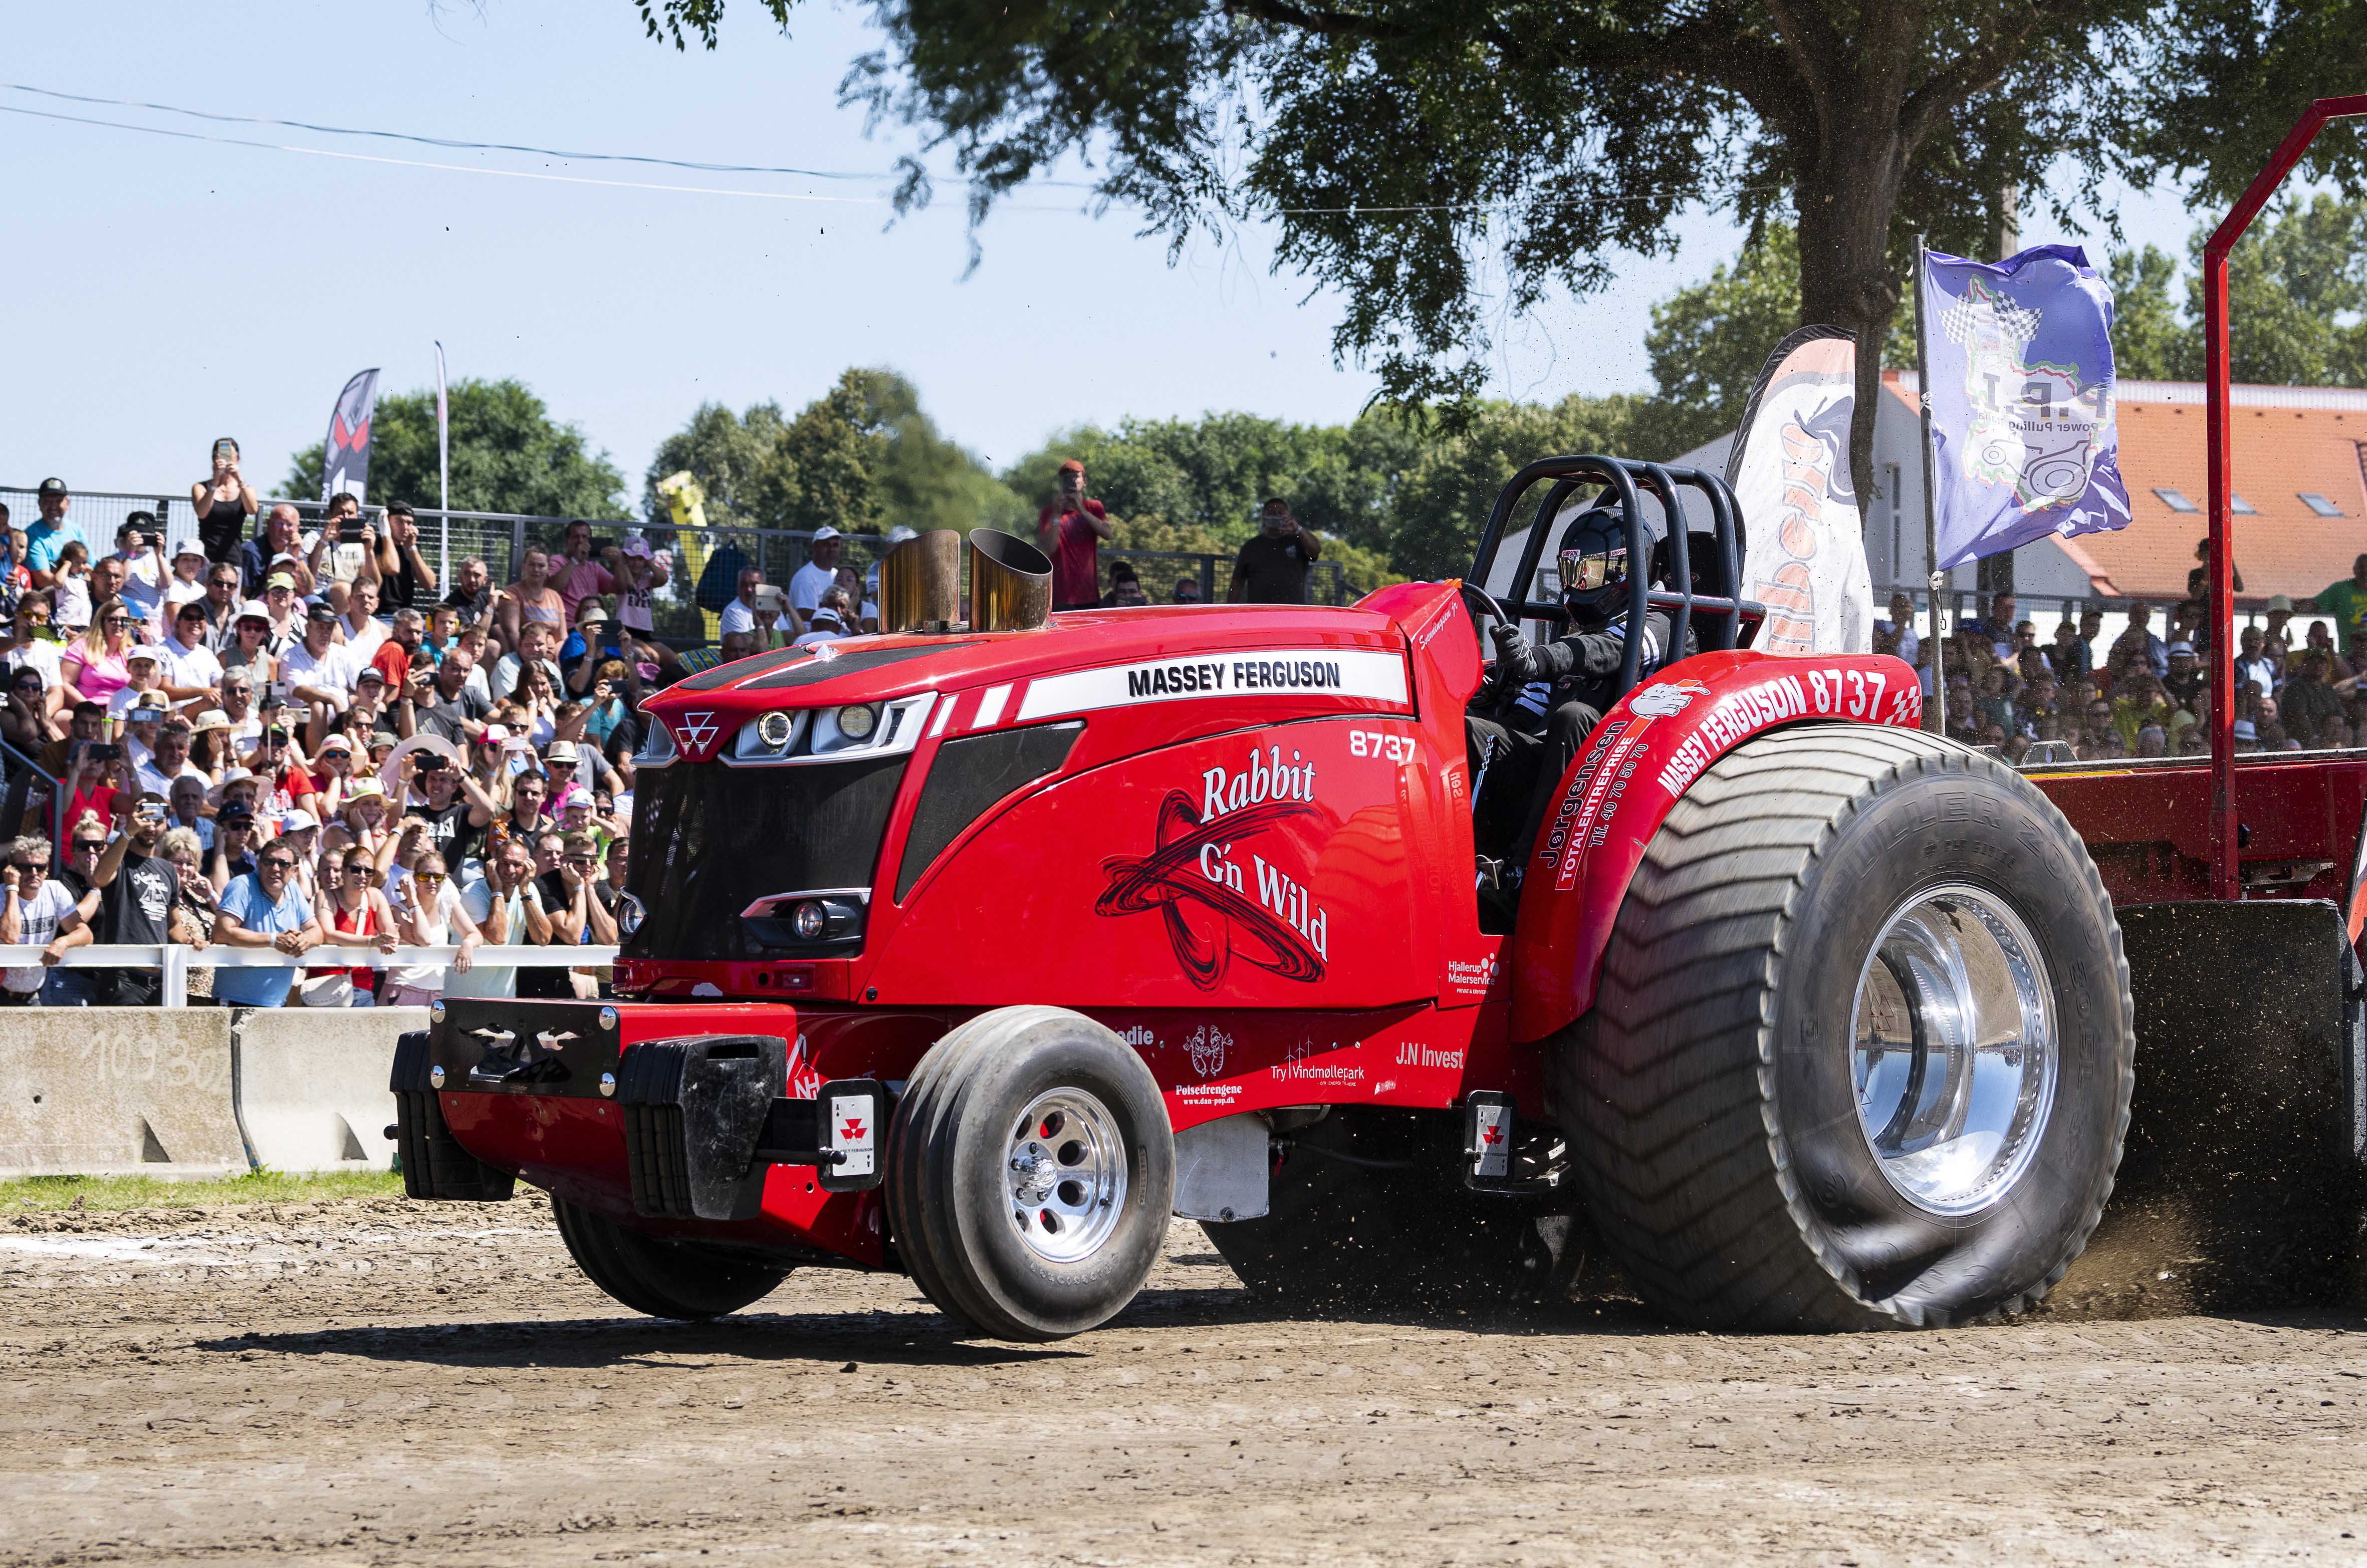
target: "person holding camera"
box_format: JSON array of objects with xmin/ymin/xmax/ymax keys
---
[
  {"xmin": 111, "ymin": 516, "xmax": 170, "ymax": 638},
  {"xmin": 191, "ymin": 439, "xmax": 259, "ymax": 565},
  {"xmin": 80, "ymin": 791, "xmax": 178, "ymax": 1006},
  {"xmin": 1036, "ymin": 461, "xmax": 1115, "ymax": 613},
  {"xmin": 1229, "ymin": 498, "xmax": 1324, "ymax": 605},
  {"xmin": 360, "ymin": 502, "xmax": 438, "ymax": 612}
]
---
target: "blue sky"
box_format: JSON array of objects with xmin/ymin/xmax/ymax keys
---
[{"xmin": 5, "ymin": 3, "xmax": 2209, "ymax": 511}]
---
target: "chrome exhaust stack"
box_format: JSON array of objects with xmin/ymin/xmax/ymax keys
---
[{"xmin": 968, "ymin": 528, "xmax": 1054, "ymax": 633}]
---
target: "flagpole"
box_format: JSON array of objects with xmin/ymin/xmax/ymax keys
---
[
  {"xmin": 1913, "ymin": 233, "xmax": 1945, "ymax": 734},
  {"xmin": 434, "ymin": 341, "xmax": 451, "ymax": 590}
]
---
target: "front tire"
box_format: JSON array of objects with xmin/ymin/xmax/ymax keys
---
[
  {"xmin": 1557, "ymin": 725, "xmax": 2133, "ymax": 1330},
  {"xmin": 552, "ymin": 1198, "xmax": 789, "ymax": 1320},
  {"xmin": 888, "ymin": 1006, "xmax": 1175, "ymax": 1342}
]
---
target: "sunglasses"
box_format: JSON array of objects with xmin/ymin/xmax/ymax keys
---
[
  {"xmin": 563, "ymin": 855, "xmax": 594, "ymax": 867},
  {"xmin": 72, "ymin": 840, "xmax": 106, "ymax": 853},
  {"xmin": 413, "ymin": 872, "xmax": 447, "ymax": 886},
  {"xmin": 11, "ymin": 861, "xmax": 47, "ymax": 874},
  {"xmin": 339, "ymin": 865, "xmax": 372, "ymax": 877},
  {"xmin": 260, "ymin": 858, "xmax": 297, "ymax": 871},
  {"xmin": 101, "ymin": 616, "xmax": 132, "ymax": 628}
]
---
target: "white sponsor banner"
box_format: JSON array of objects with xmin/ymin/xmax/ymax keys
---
[
  {"xmin": 1014, "ymin": 647, "xmax": 1409, "ymax": 722},
  {"xmin": 1727, "ymin": 329, "xmax": 1874, "ymax": 656}
]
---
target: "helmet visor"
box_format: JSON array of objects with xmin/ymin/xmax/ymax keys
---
[{"xmin": 1559, "ymin": 541, "xmax": 1626, "ymax": 596}]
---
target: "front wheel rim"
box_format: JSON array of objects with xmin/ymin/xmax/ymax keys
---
[
  {"xmin": 1848, "ymin": 883, "xmax": 2057, "ymax": 1216},
  {"xmin": 1004, "ymin": 1088, "xmax": 1129, "ymax": 1263}
]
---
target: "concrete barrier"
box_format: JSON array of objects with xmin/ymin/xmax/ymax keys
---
[
  {"xmin": 0, "ymin": 1009, "xmax": 248, "ymax": 1178},
  {"xmin": 231, "ymin": 1007, "xmax": 427, "ymax": 1174}
]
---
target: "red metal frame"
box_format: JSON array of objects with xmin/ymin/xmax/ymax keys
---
[{"xmin": 2202, "ymin": 94, "xmax": 2367, "ymax": 899}]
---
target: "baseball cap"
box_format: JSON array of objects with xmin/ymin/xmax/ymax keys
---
[
  {"xmin": 344, "ymin": 775, "xmax": 384, "ymax": 800},
  {"xmin": 619, "ymin": 536, "xmax": 653, "ymax": 560},
  {"xmin": 812, "ymin": 526, "xmax": 841, "ymax": 543},
  {"xmin": 2267, "ymin": 594, "xmax": 2295, "ymax": 613},
  {"xmin": 1057, "ymin": 459, "xmax": 1085, "ymax": 476},
  {"xmin": 217, "ymin": 805, "xmax": 255, "ymax": 828},
  {"xmin": 175, "ymin": 600, "xmax": 207, "ymax": 620},
  {"xmin": 269, "ymin": 552, "xmax": 302, "ymax": 569},
  {"xmin": 809, "ymin": 607, "xmax": 844, "ymax": 629},
  {"xmin": 480, "ymin": 723, "xmax": 512, "ymax": 746},
  {"xmin": 264, "ymin": 573, "xmax": 297, "ymax": 593},
  {"xmin": 282, "ymin": 808, "xmax": 320, "ymax": 833},
  {"xmin": 305, "ymin": 602, "xmax": 340, "ymax": 623},
  {"xmin": 316, "ymin": 734, "xmax": 353, "ymax": 755},
  {"xmin": 2169, "ymin": 641, "xmax": 2195, "ymax": 656},
  {"xmin": 355, "ymin": 663, "xmax": 387, "ymax": 684},
  {"xmin": 126, "ymin": 647, "xmax": 164, "ymax": 666},
  {"xmin": 36, "ymin": 478, "xmax": 67, "ymax": 498}
]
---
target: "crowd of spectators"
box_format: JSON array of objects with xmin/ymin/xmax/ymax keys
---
[
  {"xmin": 1871, "ymin": 550, "xmax": 2367, "ymax": 765},
  {"xmin": 0, "ymin": 456, "xmax": 883, "ymax": 1009}
]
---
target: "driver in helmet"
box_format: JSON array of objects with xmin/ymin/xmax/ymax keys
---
[{"xmin": 1473, "ymin": 498, "xmax": 1693, "ymax": 889}]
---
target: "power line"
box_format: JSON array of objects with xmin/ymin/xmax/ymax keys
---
[
  {"xmin": 0, "ymin": 79, "xmax": 1083, "ymax": 186},
  {"xmin": 0, "ymin": 102, "xmax": 898, "ymax": 204}
]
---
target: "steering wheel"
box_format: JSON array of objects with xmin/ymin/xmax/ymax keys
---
[{"xmin": 1459, "ymin": 581, "xmax": 1517, "ymax": 715}]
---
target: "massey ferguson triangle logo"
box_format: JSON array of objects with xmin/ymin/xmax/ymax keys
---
[
  {"xmin": 673, "ymin": 711, "xmax": 721, "ymax": 754},
  {"xmin": 1097, "ymin": 790, "xmax": 1326, "ymax": 990},
  {"xmin": 839, "ymin": 1116, "xmax": 866, "ymax": 1142}
]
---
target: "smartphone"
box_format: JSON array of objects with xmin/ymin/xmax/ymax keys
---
[
  {"xmin": 88, "ymin": 742, "xmax": 122, "ymax": 761},
  {"xmin": 414, "ymin": 756, "xmax": 446, "ymax": 775},
  {"xmin": 213, "ymin": 440, "xmax": 237, "ymax": 464},
  {"xmin": 339, "ymin": 518, "xmax": 370, "ymax": 545},
  {"xmin": 753, "ymin": 585, "xmax": 788, "ymax": 614},
  {"xmin": 264, "ymin": 680, "xmax": 292, "ymax": 707}
]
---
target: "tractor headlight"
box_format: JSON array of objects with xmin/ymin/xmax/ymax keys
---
[
  {"xmin": 617, "ymin": 891, "xmax": 645, "ymax": 938},
  {"xmin": 791, "ymin": 899, "xmax": 829, "ymax": 941},
  {"xmin": 835, "ymin": 703, "xmax": 876, "ymax": 741},
  {"xmin": 756, "ymin": 710, "xmax": 795, "ymax": 748}
]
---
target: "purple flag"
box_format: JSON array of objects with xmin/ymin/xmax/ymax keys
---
[{"xmin": 1921, "ymin": 245, "xmax": 2130, "ymax": 568}]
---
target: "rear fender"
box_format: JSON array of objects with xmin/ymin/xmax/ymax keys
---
[{"xmin": 1510, "ymin": 649, "xmax": 1922, "ymax": 1041}]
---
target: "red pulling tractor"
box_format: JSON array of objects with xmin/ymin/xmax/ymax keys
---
[{"xmin": 396, "ymin": 102, "xmax": 2367, "ymax": 1338}]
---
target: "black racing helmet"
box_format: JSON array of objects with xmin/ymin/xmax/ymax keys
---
[{"xmin": 1555, "ymin": 504, "xmax": 1627, "ymax": 614}]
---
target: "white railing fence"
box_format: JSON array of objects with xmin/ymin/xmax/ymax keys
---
[{"xmin": 0, "ymin": 944, "xmax": 620, "ymax": 1009}]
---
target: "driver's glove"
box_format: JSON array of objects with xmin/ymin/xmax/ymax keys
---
[{"xmin": 1491, "ymin": 623, "xmax": 1545, "ymax": 684}]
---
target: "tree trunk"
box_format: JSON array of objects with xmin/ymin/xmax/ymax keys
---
[{"xmin": 1793, "ymin": 106, "xmax": 1913, "ymax": 524}]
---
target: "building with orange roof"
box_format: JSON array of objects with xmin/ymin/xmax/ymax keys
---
[{"xmin": 1678, "ymin": 374, "xmax": 2366, "ymax": 615}]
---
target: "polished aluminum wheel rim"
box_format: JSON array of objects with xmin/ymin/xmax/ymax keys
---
[
  {"xmin": 1848, "ymin": 883, "xmax": 2057, "ymax": 1216},
  {"xmin": 1005, "ymin": 1089, "xmax": 1128, "ymax": 1263}
]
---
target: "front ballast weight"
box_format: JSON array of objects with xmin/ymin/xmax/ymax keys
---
[{"xmin": 614, "ymin": 1034, "xmax": 889, "ymax": 1220}]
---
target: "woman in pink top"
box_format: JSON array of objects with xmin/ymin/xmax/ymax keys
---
[{"xmin": 60, "ymin": 596, "xmax": 136, "ymax": 705}]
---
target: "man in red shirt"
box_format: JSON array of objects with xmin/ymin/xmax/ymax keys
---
[{"xmin": 1036, "ymin": 459, "xmax": 1116, "ymax": 612}]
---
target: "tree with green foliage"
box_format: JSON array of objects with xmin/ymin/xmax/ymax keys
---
[
  {"xmin": 644, "ymin": 368, "xmax": 1023, "ymax": 536},
  {"xmin": 285, "ymin": 378, "xmax": 629, "ymax": 518},
  {"xmin": 2100, "ymin": 197, "xmax": 2366, "ymax": 386},
  {"xmin": 999, "ymin": 411, "xmax": 1417, "ymax": 596},
  {"xmin": 630, "ymin": 0, "xmax": 2277, "ymax": 509},
  {"xmin": 2106, "ymin": 246, "xmax": 2187, "ymax": 381}
]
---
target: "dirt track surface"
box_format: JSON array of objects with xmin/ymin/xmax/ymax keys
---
[{"xmin": 4, "ymin": 1196, "xmax": 2365, "ymax": 1566}]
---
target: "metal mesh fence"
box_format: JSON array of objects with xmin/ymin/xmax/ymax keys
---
[{"xmin": 2, "ymin": 488, "xmax": 1355, "ymax": 638}]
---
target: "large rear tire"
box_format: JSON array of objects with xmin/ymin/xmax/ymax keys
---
[
  {"xmin": 888, "ymin": 1006, "xmax": 1175, "ymax": 1342},
  {"xmin": 1557, "ymin": 725, "xmax": 2133, "ymax": 1330},
  {"xmin": 1204, "ymin": 1110, "xmax": 1558, "ymax": 1308},
  {"xmin": 551, "ymin": 1198, "xmax": 790, "ymax": 1320}
]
